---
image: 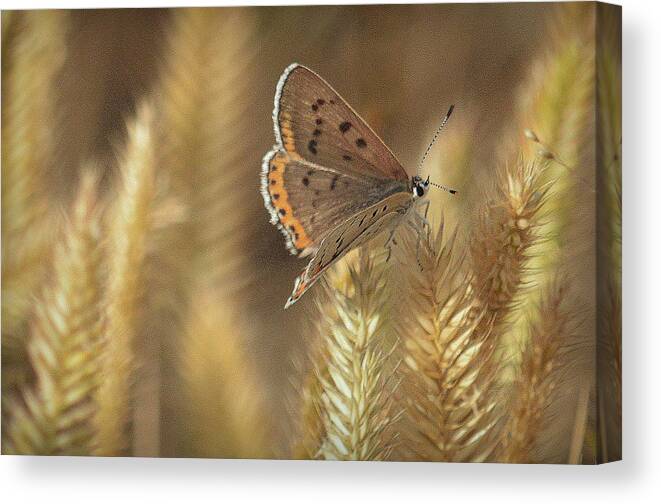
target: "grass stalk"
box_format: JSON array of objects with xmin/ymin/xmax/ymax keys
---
[
  {"xmin": 95, "ymin": 103, "xmax": 157, "ymax": 455},
  {"xmin": 311, "ymin": 254, "xmax": 397, "ymax": 461},
  {"xmin": 1, "ymin": 11, "xmax": 68, "ymax": 341},
  {"xmin": 394, "ymin": 222, "xmax": 501, "ymax": 462},
  {"xmin": 3, "ymin": 172, "xmax": 104, "ymax": 455},
  {"xmin": 500, "ymin": 280, "xmax": 578, "ymax": 463}
]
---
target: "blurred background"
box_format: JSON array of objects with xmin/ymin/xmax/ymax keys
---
[{"xmin": 1, "ymin": 3, "xmax": 620, "ymax": 462}]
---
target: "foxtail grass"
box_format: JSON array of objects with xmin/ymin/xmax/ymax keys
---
[
  {"xmin": 470, "ymin": 159, "xmax": 549, "ymax": 327},
  {"xmin": 515, "ymin": 4, "xmax": 598, "ymax": 461},
  {"xmin": 1, "ymin": 11, "xmax": 68, "ymax": 341},
  {"xmin": 393, "ymin": 222, "xmax": 501, "ymax": 462},
  {"xmin": 509, "ymin": 3, "xmax": 596, "ymax": 303},
  {"xmin": 157, "ymin": 7, "xmax": 260, "ymax": 292},
  {"xmin": 94, "ymin": 103, "xmax": 158, "ymax": 455},
  {"xmin": 307, "ymin": 254, "xmax": 398, "ymax": 460},
  {"xmin": 3, "ymin": 172, "xmax": 104, "ymax": 455},
  {"xmin": 500, "ymin": 279, "xmax": 579, "ymax": 463},
  {"xmin": 155, "ymin": 8, "xmax": 264, "ymax": 455}
]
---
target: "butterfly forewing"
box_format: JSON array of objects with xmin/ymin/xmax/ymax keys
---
[{"xmin": 274, "ymin": 64, "xmax": 409, "ymax": 182}]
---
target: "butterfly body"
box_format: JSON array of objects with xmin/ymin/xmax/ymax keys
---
[{"xmin": 261, "ymin": 63, "xmax": 433, "ymax": 308}]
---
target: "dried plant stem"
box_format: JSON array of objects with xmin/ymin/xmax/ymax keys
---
[
  {"xmin": 312, "ymin": 255, "xmax": 397, "ymax": 460},
  {"xmin": 1, "ymin": 11, "xmax": 68, "ymax": 340},
  {"xmin": 3, "ymin": 173, "xmax": 104, "ymax": 455},
  {"xmin": 95, "ymin": 103, "xmax": 157, "ymax": 456},
  {"xmin": 394, "ymin": 222, "xmax": 501, "ymax": 462},
  {"xmin": 500, "ymin": 280, "xmax": 577, "ymax": 463}
]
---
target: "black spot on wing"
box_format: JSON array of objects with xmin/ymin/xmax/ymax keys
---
[
  {"xmin": 356, "ymin": 138, "xmax": 367, "ymax": 148},
  {"xmin": 308, "ymin": 140, "xmax": 318, "ymax": 155},
  {"xmin": 272, "ymin": 193, "xmax": 280, "ymax": 200},
  {"xmin": 313, "ymin": 129, "xmax": 321, "ymax": 137},
  {"xmin": 342, "ymin": 154, "xmax": 352, "ymax": 161},
  {"xmin": 302, "ymin": 177, "xmax": 309, "ymax": 186},
  {"xmin": 339, "ymin": 121, "xmax": 352, "ymax": 133},
  {"xmin": 315, "ymin": 118, "xmax": 323, "ymax": 125},
  {"xmin": 279, "ymin": 209, "xmax": 286, "ymax": 216},
  {"xmin": 311, "ymin": 103, "xmax": 318, "ymax": 112}
]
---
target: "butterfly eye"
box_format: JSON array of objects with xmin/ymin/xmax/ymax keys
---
[{"xmin": 415, "ymin": 186, "xmax": 424, "ymax": 198}]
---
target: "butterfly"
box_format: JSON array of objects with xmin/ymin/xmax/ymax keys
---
[{"xmin": 261, "ymin": 63, "xmax": 456, "ymax": 308}]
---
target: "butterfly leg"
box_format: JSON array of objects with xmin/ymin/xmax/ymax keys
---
[
  {"xmin": 407, "ymin": 219, "xmax": 425, "ymax": 271},
  {"xmin": 421, "ymin": 199, "xmax": 431, "ymax": 221},
  {"xmin": 412, "ymin": 209, "xmax": 431, "ymax": 241}
]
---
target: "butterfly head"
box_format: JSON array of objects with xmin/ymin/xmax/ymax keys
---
[{"xmin": 412, "ymin": 175, "xmax": 431, "ymax": 199}]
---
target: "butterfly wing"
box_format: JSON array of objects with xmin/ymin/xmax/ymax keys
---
[
  {"xmin": 284, "ymin": 191, "xmax": 413, "ymax": 308},
  {"xmin": 262, "ymin": 147, "xmax": 408, "ymax": 256},
  {"xmin": 273, "ymin": 63, "xmax": 409, "ymax": 182}
]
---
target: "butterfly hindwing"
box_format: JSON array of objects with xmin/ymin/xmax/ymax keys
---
[
  {"xmin": 273, "ymin": 63, "xmax": 409, "ymax": 182},
  {"xmin": 284, "ymin": 192, "xmax": 413, "ymax": 307},
  {"xmin": 262, "ymin": 146, "xmax": 410, "ymax": 256}
]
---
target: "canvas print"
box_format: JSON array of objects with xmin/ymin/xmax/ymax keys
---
[{"xmin": 1, "ymin": 2, "xmax": 621, "ymax": 463}]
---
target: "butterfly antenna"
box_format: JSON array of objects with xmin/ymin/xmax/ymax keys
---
[
  {"xmin": 429, "ymin": 181, "xmax": 457, "ymax": 195},
  {"xmin": 416, "ymin": 104, "xmax": 455, "ymax": 174}
]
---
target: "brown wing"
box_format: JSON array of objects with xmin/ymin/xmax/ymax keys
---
[
  {"xmin": 261, "ymin": 147, "xmax": 408, "ymax": 256},
  {"xmin": 273, "ymin": 63, "xmax": 409, "ymax": 182},
  {"xmin": 284, "ymin": 192, "xmax": 413, "ymax": 308}
]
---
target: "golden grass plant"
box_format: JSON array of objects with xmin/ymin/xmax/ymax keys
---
[
  {"xmin": 1, "ymin": 11, "xmax": 68, "ymax": 342},
  {"xmin": 509, "ymin": 3, "xmax": 596, "ymax": 309},
  {"xmin": 3, "ymin": 173, "xmax": 104, "ymax": 455},
  {"xmin": 393, "ymin": 223, "xmax": 501, "ymax": 462},
  {"xmin": 0, "ymin": 4, "xmax": 618, "ymax": 462},
  {"xmin": 500, "ymin": 280, "xmax": 579, "ymax": 463},
  {"xmin": 94, "ymin": 103, "xmax": 158, "ymax": 455},
  {"xmin": 304, "ymin": 254, "xmax": 397, "ymax": 460},
  {"xmin": 470, "ymin": 160, "xmax": 549, "ymax": 328},
  {"xmin": 154, "ymin": 8, "xmax": 268, "ymax": 457},
  {"xmin": 179, "ymin": 291, "xmax": 268, "ymax": 459}
]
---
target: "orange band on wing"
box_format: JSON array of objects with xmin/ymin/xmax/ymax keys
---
[
  {"xmin": 267, "ymin": 150, "xmax": 312, "ymax": 252},
  {"xmin": 280, "ymin": 112, "xmax": 297, "ymax": 153}
]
